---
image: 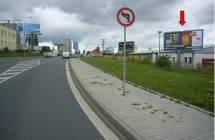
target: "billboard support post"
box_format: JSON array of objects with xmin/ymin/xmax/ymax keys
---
[{"xmin": 123, "ymin": 26, "xmax": 126, "ymax": 95}]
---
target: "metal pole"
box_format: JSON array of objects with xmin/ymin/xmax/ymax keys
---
[
  {"xmin": 158, "ymin": 33, "xmax": 160, "ymax": 57},
  {"xmin": 158, "ymin": 31, "xmax": 162, "ymax": 57},
  {"xmin": 23, "ymin": 19, "xmax": 26, "ymax": 56},
  {"xmin": 123, "ymin": 26, "xmax": 126, "ymax": 95}
]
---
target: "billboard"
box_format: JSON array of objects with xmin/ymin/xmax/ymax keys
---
[
  {"xmin": 106, "ymin": 47, "xmax": 114, "ymax": 53},
  {"xmin": 73, "ymin": 41, "xmax": 79, "ymax": 50},
  {"xmin": 164, "ymin": 29, "xmax": 203, "ymax": 50},
  {"xmin": 17, "ymin": 23, "xmax": 40, "ymax": 33},
  {"xmin": 118, "ymin": 41, "xmax": 135, "ymax": 53}
]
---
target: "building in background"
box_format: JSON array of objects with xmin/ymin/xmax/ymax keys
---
[
  {"xmin": 0, "ymin": 25, "xmax": 17, "ymax": 50},
  {"xmin": 130, "ymin": 45, "xmax": 214, "ymax": 69},
  {"xmin": 0, "ymin": 22, "xmax": 21, "ymax": 49},
  {"xmin": 65, "ymin": 39, "xmax": 71, "ymax": 52},
  {"xmin": 39, "ymin": 42, "xmax": 57, "ymax": 50},
  {"xmin": 55, "ymin": 43, "xmax": 66, "ymax": 55}
]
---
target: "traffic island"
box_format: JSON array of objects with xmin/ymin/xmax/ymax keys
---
[{"xmin": 69, "ymin": 58, "xmax": 214, "ymax": 140}]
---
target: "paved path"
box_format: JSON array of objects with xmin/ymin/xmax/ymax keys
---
[
  {"xmin": 70, "ymin": 58, "xmax": 214, "ymax": 140},
  {"xmin": 0, "ymin": 57, "xmax": 104, "ymax": 140}
]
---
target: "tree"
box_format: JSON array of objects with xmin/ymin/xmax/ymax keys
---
[
  {"xmin": 156, "ymin": 56, "xmax": 171, "ymax": 68},
  {"xmin": 3, "ymin": 47, "xmax": 9, "ymax": 53},
  {"xmin": 40, "ymin": 46, "xmax": 51, "ymax": 54},
  {"xmin": 95, "ymin": 46, "xmax": 100, "ymax": 52}
]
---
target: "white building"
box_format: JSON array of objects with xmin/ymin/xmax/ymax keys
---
[
  {"xmin": 130, "ymin": 45, "xmax": 214, "ymax": 69},
  {"xmin": 39, "ymin": 42, "xmax": 58, "ymax": 50}
]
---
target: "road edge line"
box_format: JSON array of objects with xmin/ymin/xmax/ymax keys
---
[
  {"xmin": 67, "ymin": 59, "xmax": 145, "ymax": 140},
  {"xmin": 65, "ymin": 60, "xmax": 119, "ymax": 140}
]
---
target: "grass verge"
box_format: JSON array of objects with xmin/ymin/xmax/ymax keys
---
[
  {"xmin": 0, "ymin": 52, "xmax": 42, "ymax": 57},
  {"xmin": 81, "ymin": 56, "xmax": 214, "ymax": 112}
]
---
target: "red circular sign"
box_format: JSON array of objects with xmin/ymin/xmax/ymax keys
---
[{"xmin": 117, "ymin": 7, "xmax": 135, "ymax": 27}]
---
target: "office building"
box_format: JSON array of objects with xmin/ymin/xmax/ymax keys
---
[{"xmin": 0, "ymin": 25, "xmax": 17, "ymax": 50}]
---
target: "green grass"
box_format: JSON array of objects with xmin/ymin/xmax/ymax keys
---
[
  {"xmin": 0, "ymin": 52, "xmax": 42, "ymax": 57},
  {"xmin": 81, "ymin": 56, "xmax": 214, "ymax": 112}
]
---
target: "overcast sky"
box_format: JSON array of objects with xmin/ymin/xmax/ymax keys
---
[{"xmin": 0, "ymin": 0, "xmax": 214, "ymax": 51}]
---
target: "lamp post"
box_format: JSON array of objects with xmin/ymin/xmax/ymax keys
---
[{"xmin": 158, "ymin": 31, "xmax": 162, "ymax": 57}]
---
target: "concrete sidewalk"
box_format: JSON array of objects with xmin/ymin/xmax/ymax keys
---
[{"xmin": 70, "ymin": 58, "xmax": 214, "ymax": 140}]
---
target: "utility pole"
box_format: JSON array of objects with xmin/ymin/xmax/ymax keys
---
[
  {"xmin": 158, "ymin": 31, "xmax": 162, "ymax": 57},
  {"xmin": 101, "ymin": 39, "xmax": 105, "ymax": 52}
]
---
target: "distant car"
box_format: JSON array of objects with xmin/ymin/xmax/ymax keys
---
[
  {"xmin": 62, "ymin": 51, "xmax": 70, "ymax": 59},
  {"xmin": 44, "ymin": 52, "xmax": 52, "ymax": 58}
]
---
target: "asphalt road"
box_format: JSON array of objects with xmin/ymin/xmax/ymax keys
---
[
  {"xmin": 0, "ymin": 57, "xmax": 104, "ymax": 140},
  {"xmin": 0, "ymin": 58, "xmax": 23, "ymax": 73}
]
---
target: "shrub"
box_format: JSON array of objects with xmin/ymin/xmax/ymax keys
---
[
  {"xmin": 15, "ymin": 49, "xmax": 25, "ymax": 53},
  {"xmin": 3, "ymin": 47, "xmax": 9, "ymax": 52},
  {"xmin": 156, "ymin": 56, "xmax": 171, "ymax": 68},
  {"xmin": 127, "ymin": 57, "xmax": 138, "ymax": 63},
  {"xmin": 40, "ymin": 46, "xmax": 51, "ymax": 54},
  {"xmin": 139, "ymin": 58, "xmax": 152, "ymax": 64}
]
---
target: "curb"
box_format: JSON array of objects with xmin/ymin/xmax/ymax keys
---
[
  {"xmin": 68, "ymin": 59, "xmax": 145, "ymax": 140},
  {"xmin": 80, "ymin": 58, "xmax": 214, "ymax": 117}
]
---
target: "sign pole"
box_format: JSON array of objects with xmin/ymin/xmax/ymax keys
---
[
  {"xmin": 123, "ymin": 26, "xmax": 126, "ymax": 95},
  {"xmin": 116, "ymin": 7, "xmax": 135, "ymax": 95}
]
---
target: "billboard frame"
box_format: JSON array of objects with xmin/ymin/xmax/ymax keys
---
[
  {"xmin": 17, "ymin": 23, "xmax": 40, "ymax": 33},
  {"xmin": 163, "ymin": 29, "xmax": 204, "ymax": 51},
  {"xmin": 118, "ymin": 41, "xmax": 135, "ymax": 54}
]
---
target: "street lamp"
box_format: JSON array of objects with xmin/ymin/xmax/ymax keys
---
[{"xmin": 158, "ymin": 31, "xmax": 162, "ymax": 57}]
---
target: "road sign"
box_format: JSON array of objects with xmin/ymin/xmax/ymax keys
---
[
  {"xmin": 117, "ymin": 7, "xmax": 135, "ymax": 27},
  {"xmin": 117, "ymin": 7, "xmax": 135, "ymax": 95}
]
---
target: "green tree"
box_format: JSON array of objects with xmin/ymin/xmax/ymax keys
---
[{"xmin": 40, "ymin": 46, "xmax": 51, "ymax": 54}]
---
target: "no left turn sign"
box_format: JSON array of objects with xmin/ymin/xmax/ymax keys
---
[{"xmin": 117, "ymin": 7, "xmax": 135, "ymax": 27}]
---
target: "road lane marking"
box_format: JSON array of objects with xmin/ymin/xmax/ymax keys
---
[
  {"xmin": 0, "ymin": 59, "xmax": 40, "ymax": 84},
  {"xmin": 0, "ymin": 64, "xmax": 10, "ymax": 68}
]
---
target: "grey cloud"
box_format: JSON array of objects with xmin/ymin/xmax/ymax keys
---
[
  {"xmin": 0, "ymin": 0, "xmax": 214, "ymax": 45},
  {"xmin": 196, "ymin": 1, "xmax": 214, "ymax": 25}
]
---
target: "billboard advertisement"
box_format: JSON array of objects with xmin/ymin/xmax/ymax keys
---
[
  {"xmin": 118, "ymin": 41, "xmax": 135, "ymax": 53},
  {"xmin": 164, "ymin": 29, "xmax": 203, "ymax": 50},
  {"xmin": 17, "ymin": 23, "xmax": 40, "ymax": 33},
  {"xmin": 73, "ymin": 41, "xmax": 79, "ymax": 50},
  {"xmin": 105, "ymin": 47, "xmax": 114, "ymax": 53}
]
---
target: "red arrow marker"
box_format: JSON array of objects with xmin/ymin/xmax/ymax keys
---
[{"xmin": 179, "ymin": 10, "xmax": 186, "ymax": 26}]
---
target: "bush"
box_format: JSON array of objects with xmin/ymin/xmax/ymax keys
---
[
  {"xmin": 156, "ymin": 56, "xmax": 171, "ymax": 68},
  {"xmin": 139, "ymin": 58, "xmax": 152, "ymax": 64},
  {"xmin": 3, "ymin": 47, "xmax": 9, "ymax": 53},
  {"xmin": 15, "ymin": 49, "xmax": 25, "ymax": 53},
  {"xmin": 40, "ymin": 46, "xmax": 51, "ymax": 54},
  {"xmin": 127, "ymin": 57, "xmax": 138, "ymax": 63}
]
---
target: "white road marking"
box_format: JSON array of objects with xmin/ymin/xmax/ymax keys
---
[
  {"xmin": 65, "ymin": 61, "xmax": 119, "ymax": 140},
  {"xmin": 0, "ymin": 59, "xmax": 40, "ymax": 84},
  {"xmin": 0, "ymin": 64, "xmax": 10, "ymax": 68}
]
